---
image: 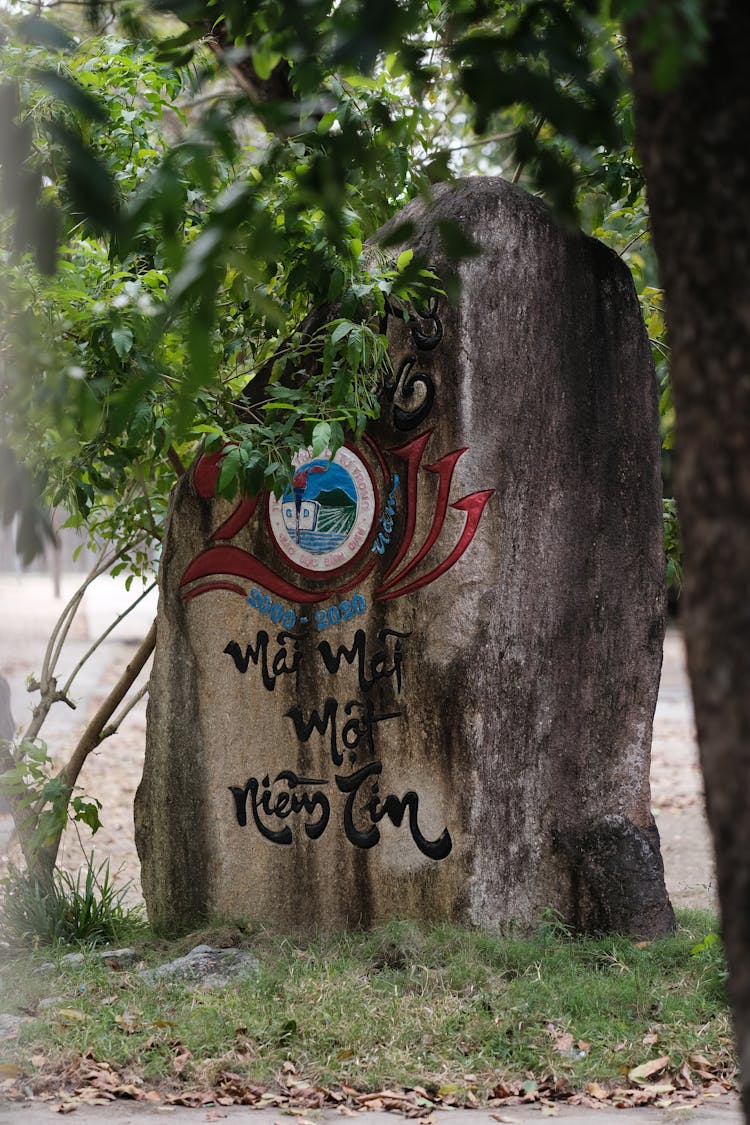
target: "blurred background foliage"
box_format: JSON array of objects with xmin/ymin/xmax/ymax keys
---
[{"xmin": 0, "ymin": 0, "xmax": 682, "ymax": 588}]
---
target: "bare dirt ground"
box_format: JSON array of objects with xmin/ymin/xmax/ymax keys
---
[{"xmin": 0, "ymin": 573, "xmax": 715, "ymax": 913}]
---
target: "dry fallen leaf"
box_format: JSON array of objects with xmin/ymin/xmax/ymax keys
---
[
  {"xmin": 110, "ymin": 1084, "xmax": 144, "ymax": 1099},
  {"xmin": 584, "ymin": 1082, "xmax": 610, "ymax": 1101},
  {"xmin": 57, "ymin": 1009, "xmax": 88, "ymax": 1023},
  {"xmin": 165, "ymin": 1091, "xmax": 214, "ymax": 1107},
  {"xmin": 172, "ymin": 1044, "xmax": 193, "ymax": 1075},
  {"xmin": 629, "ymin": 1055, "xmax": 670, "ymax": 1082},
  {"xmin": 489, "ymin": 1115, "xmax": 518, "ymax": 1123},
  {"xmin": 553, "ymin": 1033, "xmax": 574, "ymax": 1053}
]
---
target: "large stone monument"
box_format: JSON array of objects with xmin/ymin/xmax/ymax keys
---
[{"xmin": 136, "ymin": 177, "xmax": 674, "ymax": 937}]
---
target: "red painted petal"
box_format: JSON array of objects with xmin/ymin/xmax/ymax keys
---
[
  {"xmin": 180, "ymin": 545, "xmax": 333, "ymax": 604},
  {"xmin": 377, "ymin": 490, "xmax": 495, "ymax": 601}
]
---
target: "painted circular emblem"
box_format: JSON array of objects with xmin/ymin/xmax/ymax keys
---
[{"xmin": 267, "ymin": 445, "xmax": 377, "ymax": 575}]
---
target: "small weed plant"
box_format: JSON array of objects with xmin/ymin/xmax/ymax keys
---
[
  {"xmin": 691, "ymin": 930, "xmax": 729, "ymax": 1002},
  {"xmin": 0, "ymin": 856, "xmax": 145, "ymax": 949}
]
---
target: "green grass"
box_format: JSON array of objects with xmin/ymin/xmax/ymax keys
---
[
  {"xmin": 0, "ymin": 910, "xmax": 734, "ymax": 1098},
  {"xmin": 0, "ymin": 859, "xmax": 148, "ymax": 949}
]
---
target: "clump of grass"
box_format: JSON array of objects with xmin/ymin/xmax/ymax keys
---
[
  {"xmin": 0, "ymin": 856, "xmax": 145, "ymax": 949},
  {"xmin": 690, "ymin": 929, "xmax": 729, "ymax": 1002}
]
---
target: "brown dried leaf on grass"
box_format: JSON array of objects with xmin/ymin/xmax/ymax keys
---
[
  {"xmin": 165, "ymin": 1090, "xmax": 216, "ymax": 1107},
  {"xmin": 213, "ymin": 1069, "xmax": 266, "ymax": 1104},
  {"xmin": 584, "ymin": 1082, "xmax": 609, "ymax": 1100},
  {"xmin": 628, "ymin": 1054, "xmax": 670, "ymax": 1083},
  {"xmin": 172, "ymin": 1044, "xmax": 193, "ymax": 1075}
]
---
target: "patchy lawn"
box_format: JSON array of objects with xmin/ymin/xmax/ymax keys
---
[{"xmin": 0, "ymin": 910, "xmax": 735, "ymax": 1111}]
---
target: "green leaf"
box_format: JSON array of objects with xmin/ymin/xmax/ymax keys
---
[
  {"xmin": 31, "ymin": 68, "xmax": 107, "ymax": 122},
  {"xmin": 71, "ymin": 795, "xmax": 102, "ymax": 834},
  {"xmin": 217, "ymin": 447, "xmax": 243, "ymax": 497},
  {"xmin": 251, "ymin": 41, "xmax": 283, "ymax": 81},
  {"xmin": 311, "ymin": 421, "xmax": 331, "ymax": 456},
  {"xmin": 111, "ymin": 326, "xmax": 134, "ymax": 360},
  {"xmin": 331, "ymin": 321, "xmax": 353, "ymax": 345},
  {"xmin": 396, "ymin": 249, "xmax": 414, "ymax": 272}
]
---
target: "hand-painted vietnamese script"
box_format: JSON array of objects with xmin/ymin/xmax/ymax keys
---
[{"xmin": 223, "ymin": 626, "xmax": 452, "ymax": 859}]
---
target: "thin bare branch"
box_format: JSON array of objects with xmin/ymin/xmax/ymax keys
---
[
  {"xmin": 44, "ymin": 546, "xmax": 119, "ymax": 683},
  {"xmin": 167, "ymin": 445, "xmax": 186, "ymax": 476},
  {"xmin": 176, "ymin": 89, "xmax": 235, "ymax": 111},
  {"xmin": 55, "ymin": 619, "xmax": 156, "ymax": 802},
  {"xmin": 24, "ymin": 545, "xmax": 133, "ymax": 743},
  {"xmin": 60, "ymin": 581, "xmax": 157, "ymax": 700},
  {"xmin": 427, "ymin": 129, "xmax": 519, "ymax": 158},
  {"xmin": 619, "ymin": 227, "xmax": 650, "ymax": 257},
  {"xmin": 100, "ymin": 681, "xmax": 149, "ymax": 741}
]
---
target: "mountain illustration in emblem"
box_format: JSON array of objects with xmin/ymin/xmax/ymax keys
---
[{"xmin": 281, "ymin": 459, "xmax": 358, "ymax": 553}]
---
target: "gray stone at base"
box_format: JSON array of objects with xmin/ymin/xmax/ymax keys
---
[
  {"xmin": 137, "ymin": 177, "xmax": 672, "ymax": 937},
  {"xmin": 139, "ymin": 945, "xmax": 259, "ymax": 988}
]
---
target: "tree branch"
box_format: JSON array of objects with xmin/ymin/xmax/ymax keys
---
[
  {"xmin": 56, "ymin": 618, "xmax": 156, "ymax": 799},
  {"xmin": 24, "ymin": 545, "xmax": 135, "ymax": 743},
  {"xmin": 167, "ymin": 445, "xmax": 186, "ymax": 476},
  {"xmin": 59, "ymin": 580, "xmax": 157, "ymax": 701},
  {"xmin": 100, "ymin": 681, "xmax": 149, "ymax": 741}
]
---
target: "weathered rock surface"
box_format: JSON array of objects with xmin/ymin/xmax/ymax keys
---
[
  {"xmin": 139, "ymin": 945, "xmax": 259, "ymax": 988},
  {"xmin": 136, "ymin": 176, "xmax": 673, "ymax": 937}
]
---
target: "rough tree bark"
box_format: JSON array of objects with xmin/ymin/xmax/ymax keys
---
[{"xmin": 628, "ymin": 2, "xmax": 750, "ymax": 1112}]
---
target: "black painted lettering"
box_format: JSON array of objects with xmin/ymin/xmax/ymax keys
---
[
  {"xmin": 229, "ymin": 770, "xmax": 330, "ymax": 845},
  {"xmin": 285, "ymin": 697, "xmax": 341, "ymax": 765},
  {"xmin": 317, "ymin": 628, "xmax": 412, "ymax": 694},
  {"xmin": 224, "ymin": 631, "xmax": 304, "ymax": 692},
  {"xmin": 335, "ymin": 763, "xmax": 452, "ymax": 859}
]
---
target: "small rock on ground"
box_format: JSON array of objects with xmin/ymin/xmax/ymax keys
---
[{"xmin": 139, "ymin": 944, "xmax": 259, "ymax": 989}]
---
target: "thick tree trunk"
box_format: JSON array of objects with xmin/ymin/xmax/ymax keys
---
[{"xmin": 628, "ymin": 2, "xmax": 750, "ymax": 1112}]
